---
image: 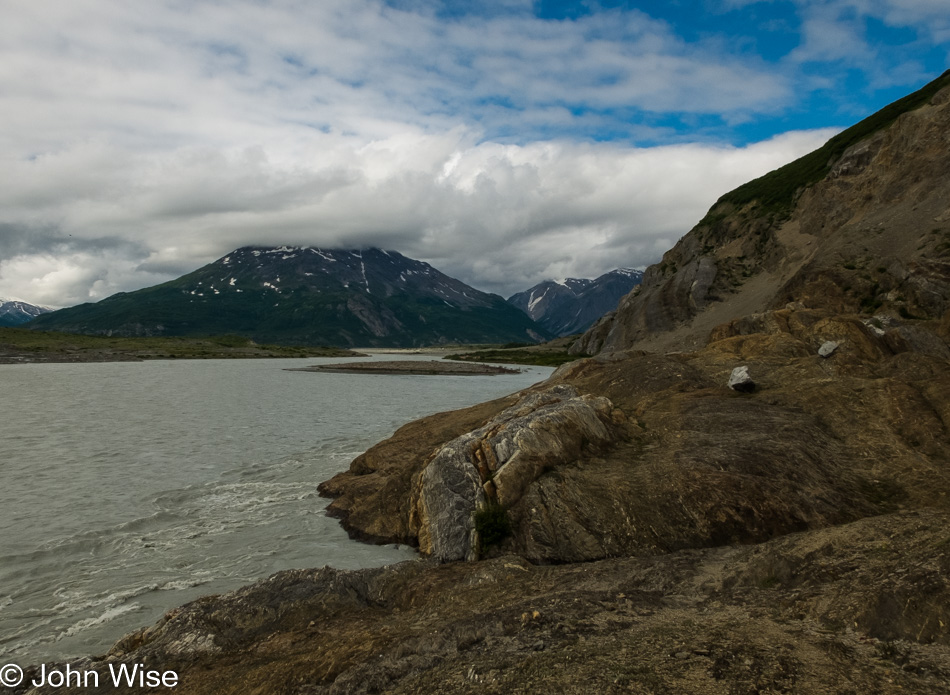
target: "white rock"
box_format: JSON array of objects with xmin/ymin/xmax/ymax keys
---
[{"xmin": 728, "ymin": 366, "xmax": 755, "ymax": 393}]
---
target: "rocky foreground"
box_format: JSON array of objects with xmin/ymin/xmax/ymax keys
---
[{"xmin": 13, "ymin": 511, "xmax": 950, "ymax": 694}]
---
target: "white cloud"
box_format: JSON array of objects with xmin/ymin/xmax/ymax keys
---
[
  {"xmin": 0, "ymin": 124, "xmax": 837, "ymax": 305},
  {"xmin": 0, "ymin": 0, "xmax": 923, "ymax": 307}
]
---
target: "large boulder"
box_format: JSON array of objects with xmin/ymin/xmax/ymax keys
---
[{"xmin": 409, "ymin": 385, "xmax": 620, "ymax": 561}]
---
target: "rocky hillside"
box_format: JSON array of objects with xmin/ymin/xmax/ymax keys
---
[
  {"xmin": 27, "ymin": 247, "xmax": 549, "ymax": 347},
  {"xmin": 0, "ymin": 298, "xmax": 51, "ymax": 326},
  {"xmin": 572, "ymin": 69, "xmax": 950, "ymax": 355},
  {"xmin": 508, "ymin": 268, "xmax": 643, "ymax": 336}
]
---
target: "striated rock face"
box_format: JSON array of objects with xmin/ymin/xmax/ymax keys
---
[
  {"xmin": 318, "ymin": 396, "xmax": 520, "ymax": 546},
  {"xmin": 409, "ymin": 385, "xmax": 619, "ymax": 561}
]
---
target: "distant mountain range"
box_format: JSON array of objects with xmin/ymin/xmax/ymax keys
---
[
  {"xmin": 0, "ymin": 298, "xmax": 53, "ymax": 326},
  {"xmin": 27, "ymin": 247, "xmax": 550, "ymax": 347},
  {"xmin": 507, "ymin": 268, "xmax": 643, "ymax": 336}
]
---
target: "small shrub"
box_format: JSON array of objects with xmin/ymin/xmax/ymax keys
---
[{"xmin": 474, "ymin": 502, "xmax": 511, "ymax": 552}]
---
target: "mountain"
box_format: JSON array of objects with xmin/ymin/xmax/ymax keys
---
[
  {"xmin": 0, "ymin": 298, "xmax": 53, "ymax": 326},
  {"xmin": 572, "ymin": 69, "xmax": 950, "ymax": 355},
  {"xmin": 507, "ymin": 268, "xmax": 642, "ymax": 336},
  {"xmin": 27, "ymin": 247, "xmax": 550, "ymax": 347}
]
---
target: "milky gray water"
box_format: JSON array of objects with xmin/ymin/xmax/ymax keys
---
[{"xmin": 0, "ymin": 355, "xmax": 552, "ymax": 665}]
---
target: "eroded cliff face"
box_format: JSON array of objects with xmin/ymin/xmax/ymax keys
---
[{"xmin": 572, "ymin": 74, "xmax": 950, "ymax": 356}]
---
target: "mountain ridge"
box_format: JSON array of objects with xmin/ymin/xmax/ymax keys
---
[
  {"xmin": 27, "ymin": 246, "xmax": 550, "ymax": 347},
  {"xmin": 0, "ymin": 297, "xmax": 53, "ymax": 326},
  {"xmin": 507, "ymin": 268, "xmax": 643, "ymax": 336}
]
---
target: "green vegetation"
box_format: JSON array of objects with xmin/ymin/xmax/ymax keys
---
[
  {"xmin": 474, "ymin": 501, "xmax": 512, "ymax": 553},
  {"xmin": 858, "ymin": 477, "xmax": 906, "ymax": 511},
  {"xmin": 27, "ymin": 268, "xmax": 550, "ymax": 349},
  {"xmin": 702, "ymin": 70, "xmax": 950, "ymax": 223},
  {"xmin": 0, "ymin": 326, "xmax": 358, "ymax": 361},
  {"xmin": 445, "ymin": 348, "xmax": 583, "ymax": 367}
]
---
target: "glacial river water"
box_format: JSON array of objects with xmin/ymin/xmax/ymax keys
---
[{"xmin": 0, "ymin": 355, "xmax": 552, "ymax": 665}]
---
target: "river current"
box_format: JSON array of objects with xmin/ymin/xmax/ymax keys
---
[{"xmin": 0, "ymin": 355, "xmax": 552, "ymax": 664}]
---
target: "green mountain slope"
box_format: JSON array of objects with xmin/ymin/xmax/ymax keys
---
[{"xmin": 29, "ymin": 247, "xmax": 550, "ymax": 347}]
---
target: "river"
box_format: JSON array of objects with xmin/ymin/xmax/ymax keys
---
[{"xmin": 0, "ymin": 355, "xmax": 552, "ymax": 664}]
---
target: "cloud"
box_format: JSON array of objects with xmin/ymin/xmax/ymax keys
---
[
  {"xmin": 0, "ymin": 0, "xmax": 941, "ymax": 306},
  {"xmin": 0, "ymin": 124, "xmax": 837, "ymax": 305},
  {"xmin": 0, "ymin": 229, "xmax": 157, "ymax": 307}
]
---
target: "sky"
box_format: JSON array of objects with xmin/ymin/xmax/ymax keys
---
[{"xmin": 1, "ymin": 0, "xmax": 948, "ymax": 307}]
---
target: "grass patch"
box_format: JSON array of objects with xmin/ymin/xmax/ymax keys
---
[
  {"xmin": 0, "ymin": 326, "xmax": 357, "ymax": 360},
  {"xmin": 700, "ymin": 70, "xmax": 950, "ymax": 224},
  {"xmin": 474, "ymin": 501, "xmax": 512, "ymax": 553},
  {"xmin": 859, "ymin": 477, "xmax": 906, "ymax": 511}
]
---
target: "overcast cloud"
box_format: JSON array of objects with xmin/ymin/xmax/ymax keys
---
[{"xmin": 0, "ymin": 0, "xmax": 947, "ymax": 306}]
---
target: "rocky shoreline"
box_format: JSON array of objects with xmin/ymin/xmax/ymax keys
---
[{"xmin": 14, "ymin": 509, "xmax": 950, "ymax": 694}]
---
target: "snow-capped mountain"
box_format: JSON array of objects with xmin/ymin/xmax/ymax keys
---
[
  {"xmin": 28, "ymin": 247, "xmax": 549, "ymax": 347},
  {"xmin": 508, "ymin": 268, "xmax": 643, "ymax": 336},
  {"xmin": 0, "ymin": 298, "xmax": 54, "ymax": 326}
]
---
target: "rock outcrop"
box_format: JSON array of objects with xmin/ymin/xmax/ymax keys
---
[
  {"xmin": 409, "ymin": 385, "xmax": 620, "ymax": 561},
  {"xmin": 318, "ymin": 396, "xmax": 521, "ymax": 546},
  {"xmin": 323, "ymin": 299, "xmax": 950, "ymax": 564}
]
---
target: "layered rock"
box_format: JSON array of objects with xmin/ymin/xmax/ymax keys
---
[
  {"xmin": 409, "ymin": 385, "xmax": 620, "ymax": 561},
  {"xmin": 323, "ymin": 301, "xmax": 950, "ymax": 565}
]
